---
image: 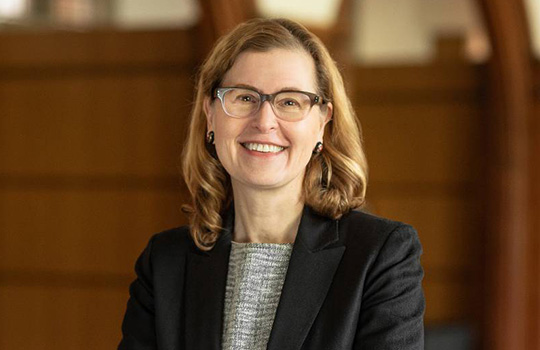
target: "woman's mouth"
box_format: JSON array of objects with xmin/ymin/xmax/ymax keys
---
[{"xmin": 241, "ymin": 142, "xmax": 286, "ymax": 153}]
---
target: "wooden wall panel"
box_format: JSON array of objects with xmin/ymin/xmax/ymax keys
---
[
  {"xmin": 353, "ymin": 64, "xmax": 480, "ymax": 93},
  {"xmin": 0, "ymin": 29, "xmax": 195, "ymax": 67},
  {"xmin": 0, "ymin": 71, "xmax": 191, "ymax": 177},
  {"xmin": 0, "ymin": 285, "xmax": 127, "ymax": 350},
  {"xmin": 0, "ymin": 188, "xmax": 184, "ymax": 274},
  {"xmin": 370, "ymin": 196, "xmax": 481, "ymax": 323},
  {"xmin": 360, "ymin": 104, "xmax": 483, "ymax": 184},
  {"xmin": 353, "ymin": 61, "xmax": 485, "ymax": 328},
  {"xmin": 370, "ymin": 197, "xmax": 480, "ymax": 272},
  {"xmin": 0, "ymin": 29, "xmax": 195, "ymax": 350},
  {"xmin": 423, "ymin": 280, "xmax": 475, "ymax": 323}
]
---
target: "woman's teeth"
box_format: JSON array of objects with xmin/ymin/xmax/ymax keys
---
[{"xmin": 243, "ymin": 143, "xmax": 284, "ymax": 153}]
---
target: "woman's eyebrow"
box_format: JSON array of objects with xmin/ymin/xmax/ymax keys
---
[
  {"xmin": 276, "ymin": 87, "xmax": 303, "ymax": 92},
  {"xmin": 229, "ymin": 83, "xmax": 260, "ymax": 92},
  {"xmin": 229, "ymin": 84, "xmax": 305, "ymax": 94}
]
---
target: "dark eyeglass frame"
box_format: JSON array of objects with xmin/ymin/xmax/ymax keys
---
[{"xmin": 213, "ymin": 86, "xmax": 329, "ymax": 120}]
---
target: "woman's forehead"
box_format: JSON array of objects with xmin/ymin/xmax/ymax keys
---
[{"xmin": 221, "ymin": 48, "xmax": 317, "ymax": 93}]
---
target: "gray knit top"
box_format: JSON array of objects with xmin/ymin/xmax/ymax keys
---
[{"xmin": 222, "ymin": 241, "xmax": 293, "ymax": 350}]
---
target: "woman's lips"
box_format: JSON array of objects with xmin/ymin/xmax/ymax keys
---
[
  {"xmin": 241, "ymin": 142, "xmax": 286, "ymax": 153},
  {"xmin": 240, "ymin": 142, "xmax": 287, "ymax": 156}
]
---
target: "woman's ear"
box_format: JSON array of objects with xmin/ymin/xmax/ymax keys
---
[
  {"xmin": 324, "ymin": 102, "xmax": 333, "ymax": 124},
  {"xmin": 204, "ymin": 96, "xmax": 214, "ymax": 131},
  {"xmin": 318, "ymin": 102, "xmax": 333, "ymax": 138}
]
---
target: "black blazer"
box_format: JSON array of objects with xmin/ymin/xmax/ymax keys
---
[{"xmin": 119, "ymin": 206, "xmax": 424, "ymax": 350}]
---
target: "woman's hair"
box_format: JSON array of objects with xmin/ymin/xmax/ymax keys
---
[{"xmin": 182, "ymin": 18, "xmax": 367, "ymax": 250}]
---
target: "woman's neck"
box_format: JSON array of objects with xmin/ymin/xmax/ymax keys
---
[{"xmin": 231, "ymin": 180, "xmax": 304, "ymax": 244}]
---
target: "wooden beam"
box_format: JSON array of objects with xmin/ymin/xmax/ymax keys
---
[
  {"xmin": 196, "ymin": 0, "xmax": 257, "ymax": 58},
  {"xmin": 476, "ymin": 1, "xmax": 536, "ymax": 349},
  {"xmin": 532, "ymin": 61, "xmax": 540, "ymax": 350}
]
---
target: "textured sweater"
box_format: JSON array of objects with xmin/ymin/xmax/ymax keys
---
[{"xmin": 222, "ymin": 241, "xmax": 293, "ymax": 350}]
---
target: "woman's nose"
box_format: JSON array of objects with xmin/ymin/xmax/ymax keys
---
[{"xmin": 251, "ymin": 101, "xmax": 279, "ymax": 132}]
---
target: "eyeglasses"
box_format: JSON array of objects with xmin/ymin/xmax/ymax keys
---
[{"xmin": 214, "ymin": 87, "xmax": 327, "ymax": 122}]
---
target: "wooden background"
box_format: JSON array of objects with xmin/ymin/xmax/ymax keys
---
[
  {"xmin": 0, "ymin": 30, "xmax": 194, "ymax": 349},
  {"xmin": 0, "ymin": 26, "xmax": 530, "ymax": 349}
]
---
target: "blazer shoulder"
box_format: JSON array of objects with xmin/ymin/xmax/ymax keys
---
[
  {"xmin": 339, "ymin": 209, "xmax": 419, "ymax": 251},
  {"xmin": 146, "ymin": 225, "xmax": 195, "ymax": 260}
]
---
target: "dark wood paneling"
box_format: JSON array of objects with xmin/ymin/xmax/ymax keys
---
[
  {"xmin": 423, "ymin": 278, "xmax": 476, "ymax": 324},
  {"xmin": 0, "ymin": 29, "xmax": 195, "ymax": 350},
  {"xmin": 0, "ymin": 285, "xmax": 127, "ymax": 350},
  {"xmin": 352, "ymin": 64, "xmax": 482, "ymax": 100},
  {"xmin": 0, "ymin": 188, "xmax": 185, "ymax": 274},
  {"xmin": 0, "ymin": 71, "xmax": 191, "ymax": 177},
  {"xmin": 353, "ymin": 62, "xmax": 485, "ymax": 326},
  {"xmin": 370, "ymin": 196, "xmax": 481, "ymax": 271},
  {"xmin": 0, "ymin": 29, "xmax": 196, "ymax": 68},
  {"xmin": 360, "ymin": 104, "xmax": 483, "ymax": 184}
]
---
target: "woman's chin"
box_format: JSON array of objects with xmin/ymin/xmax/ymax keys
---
[
  {"xmin": 237, "ymin": 177, "xmax": 286, "ymax": 190},
  {"xmin": 231, "ymin": 170, "xmax": 305, "ymax": 192}
]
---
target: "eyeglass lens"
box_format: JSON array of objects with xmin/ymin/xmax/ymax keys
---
[{"xmin": 222, "ymin": 88, "xmax": 313, "ymax": 121}]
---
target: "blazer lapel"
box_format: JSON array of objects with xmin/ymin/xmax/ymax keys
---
[
  {"xmin": 183, "ymin": 205, "xmax": 345, "ymax": 350},
  {"xmin": 184, "ymin": 208, "xmax": 234, "ymax": 350},
  {"xmin": 267, "ymin": 206, "xmax": 345, "ymax": 350}
]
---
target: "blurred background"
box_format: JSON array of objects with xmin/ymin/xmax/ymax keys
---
[{"xmin": 0, "ymin": 0, "xmax": 538, "ymax": 349}]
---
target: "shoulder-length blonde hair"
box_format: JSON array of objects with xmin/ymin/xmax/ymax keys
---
[{"xmin": 182, "ymin": 18, "xmax": 367, "ymax": 251}]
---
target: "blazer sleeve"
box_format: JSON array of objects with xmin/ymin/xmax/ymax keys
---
[
  {"xmin": 354, "ymin": 224, "xmax": 425, "ymax": 350},
  {"xmin": 118, "ymin": 235, "xmax": 157, "ymax": 350}
]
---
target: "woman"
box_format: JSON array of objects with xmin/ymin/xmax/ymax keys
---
[{"xmin": 119, "ymin": 18, "xmax": 424, "ymax": 350}]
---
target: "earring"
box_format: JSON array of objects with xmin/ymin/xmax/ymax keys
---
[
  {"xmin": 313, "ymin": 141, "xmax": 323, "ymax": 154},
  {"xmin": 206, "ymin": 131, "xmax": 215, "ymax": 144}
]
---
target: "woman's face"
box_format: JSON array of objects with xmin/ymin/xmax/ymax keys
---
[{"xmin": 204, "ymin": 48, "xmax": 332, "ymax": 191}]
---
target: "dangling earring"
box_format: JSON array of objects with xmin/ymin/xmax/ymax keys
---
[
  {"xmin": 206, "ymin": 131, "xmax": 215, "ymax": 144},
  {"xmin": 313, "ymin": 141, "xmax": 323, "ymax": 154}
]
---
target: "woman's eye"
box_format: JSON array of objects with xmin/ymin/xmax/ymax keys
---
[
  {"xmin": 280, "ymin": 99, "xmax": 300, "ymax": 108},
  {"xmin": 237, "ymin": 95, "xmax": 257, "ymax": 103}
]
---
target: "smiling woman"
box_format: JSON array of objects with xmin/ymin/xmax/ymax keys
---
[
  {"xmin": 203, "ymin": 49, "xmax": 332, "ymax": 211},
  {"xmin": 118, "ymin": 18, "xmax": 424, "ymax": 350},
  {"xmin": 185, "ymin": 19, "xmax": 368, "ymax": 249}
]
